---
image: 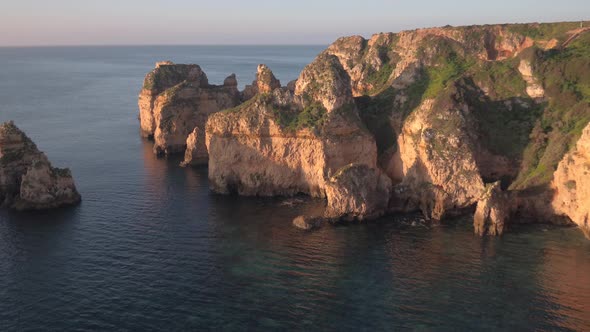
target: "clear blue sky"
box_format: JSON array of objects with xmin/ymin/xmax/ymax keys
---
[{"xmin": 1, "ymin": 0, "xmax": 589, "ymax": 46}]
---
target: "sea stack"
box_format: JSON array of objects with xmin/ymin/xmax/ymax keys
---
[
  {"xmin": 138, "ymin": 61, "xmax": 242, "ymax": 161},
  {"xmin": 0, "ymin": 121, "xmax": 81, "ymax": 210}
]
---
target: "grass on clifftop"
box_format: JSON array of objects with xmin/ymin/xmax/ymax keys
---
[
  {"xmin": 423, "ymin": 52, "xmax": 474, "ymax": 100},
  {"xmin": 271, "ymin": 100, "xmax": 327, "ymax": 132},
  {"xmin": 507, "ymin": 22, "xmax": 588, "ymax": 42},
  {"xmin": 367, "ymin": 63, "xmax": 395, "ymax": 95},
  {"xmin": 471, "ymin": 59, "xmax": 527, "ymax": 99},
  {"xmin": 511, "ymin": 35, "xmax": 590, "ymax": 190}
]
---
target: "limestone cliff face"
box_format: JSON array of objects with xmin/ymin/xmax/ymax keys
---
[
  {"xmin": 552, "ymin": 123, "xmax": 590, "ymax": 236},
  {"xmin": 206, "ymin": 62, "xmax": 378, "ymax": 198},
  {"xmin": 324, "ymin": 164, "xmax": 391, "ymax": 221},
  {"xmin": 323, "ymin": 26, "xmax": 534, "ymax": 97},
  {"xmin": 319, "ymin": 21, "xmax": 590, "ymax": 232},
  {"xmin": 141, "ymin": 22, "xmax": 590, "ymax": 232},
  {"xmin": 139, "ymin": 62, "xmax": 207, "ymax": 137},
  {"xmin": 518, "ymin": 60, "xmax": 545, "ymax": 99},
  {"xmin": 294, "ymin": 54, "xmax": 354, "ymax": 112},
  {"xmin": 0, "ymin": 122, "xmax": 81, "ymax": 210},
  {"xmin": 180, "ymin": 128, "xmax": 202, "ymax": 167},
  {"xmin": 138, "ymin": 62, "xmax": 241, "ymax": 158},
  {"xmin": 391, "ymin": 92, "xmax": 485, "ymax": 220}
]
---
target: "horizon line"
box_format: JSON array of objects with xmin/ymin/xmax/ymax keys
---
[
  {"xmin": 0, "ymin": 43, "xmax": 330, "ymax": 48},
  {"xmin": 1, "ymin": 18, "xmax": 588, "ymax": 48}
]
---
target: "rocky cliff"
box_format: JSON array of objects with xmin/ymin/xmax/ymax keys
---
[
  {"xmin": 320, "ymin": 21, "xmax": 590, "ymax": 235},
  {"xmin": 205, "ymin": 57, "xmax": 377, "ymax": 197},
  {"xmin": 0, "ymin": 122, "xmax": 81, "ymax": 210},
  {"xmin": 552, "ymin": 123, "xmax": 590, "ymax": 237},
  {"xmin": 138, "ymin": 61, "xmax": 241, "ymax": 160},
  {"xmin": 142, "ymin": 21, "xmax": 590, "ymax": 236}
]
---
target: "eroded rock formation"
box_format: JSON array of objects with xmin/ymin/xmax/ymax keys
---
[
  {"xmin": 0, "ymin": 121, "xmax": 81, "ymax": 210},
  {"xmin": 141, "ymin": 21, "xmax": 590, "ymax": 235},
  {"xmin": 206, "ymin": 57, "xmax": 377, "ymax": 199},
  {"xmin": 391, "ymin": 92, "xmax": 485, "ymax": 220},
  {"xmin": 324, "ymin": 164, "xmax": 391, "ymax": 221},
  {"xmin": 138, "ymin": 62, "xmax": 241, "ymax": 159},
  {"xmin": 552, "ymin": 123, "xmax": 590, "ymax": 237},
  {"xmin": 474, "ymin": 182, "xmax": 510, "ymax": 236}
]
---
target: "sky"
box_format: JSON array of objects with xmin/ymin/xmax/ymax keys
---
[{"xmin": 1, "ymin": 0, "xmax": 589, "ymax": 46}]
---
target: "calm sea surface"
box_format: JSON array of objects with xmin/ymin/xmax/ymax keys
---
[{"xmin": 0, "ymin": 46, "xmax": 589, "ymax": 331}]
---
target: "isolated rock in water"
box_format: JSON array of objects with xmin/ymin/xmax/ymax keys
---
[
  {"xmin": 138, "ymin": 62, "xmax": 241, "ymax": 157},
  {"xmin": 552, "ymin": 122, "xmax": 590, "ymax": 237},
  {"xmin": 0, "ymin": 121, "xmax": 81, "ymax": 210},
  {"xmin": 295, "ymin": 53, "xmax": 354, "ymax": 112},
  {"xmin": 180, "ymin": 127, "xmax": 204, "ymax": 167},
  {"xmin": 138, "ymin": 62, "xmax": 207, "ymax": 137},
  {"xmin": 292, "ymin": 215, "xmax": 324, "ymax": 230},
  {"xmin": 324, "ymin": 164, "xmax": 392, "ymax": 221},
  {"xmin": 474, "ymin": 182, "xmax": 510, "ymax": 236}
]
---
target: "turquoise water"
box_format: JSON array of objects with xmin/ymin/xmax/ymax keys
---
[{"xmin": 0, "ymin": 46, "xmax": 589, "ymax": 331}]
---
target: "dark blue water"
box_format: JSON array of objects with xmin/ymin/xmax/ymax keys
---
[{"xmin": 0, "ymin": 46, "xmax": 589, "ymax": 331}]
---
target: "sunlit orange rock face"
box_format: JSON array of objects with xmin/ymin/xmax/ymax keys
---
[
  {"xmin": 552, "ymin": 123, "xmax": 590, "ymax": 237},
  {"xmin": 205, "ymin": 60, "xmax": 377, "ymax": 198},
  {"xmin": 138, "ymin": 62, "xmax": 241, "ymax": 160},
  {"xmin": 141, "ymin": 22, "xmax": 590, "ymax": 233}
]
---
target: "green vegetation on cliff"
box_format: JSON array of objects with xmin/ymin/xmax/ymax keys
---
[
  {"xmin": 348, "ymin": 22, "xmax": 590, "ymax": 191},
  {"xmin": 271, "ymin": 100, "xmax": 327, "ymax": 132},
  {"xmin": 511, "ymin": 33, "xmax": 590, "ymax": 189},
  {"xmin": 507, "ymin": 22, "xmax": 586, "ymax": 42}
]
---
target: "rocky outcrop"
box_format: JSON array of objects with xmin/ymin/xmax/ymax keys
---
[
  {"xmin": 474, "ymin": 182, "xmax": 510, "ymax": 236},
  {"xmin": 552, "ymin": 123, "xmax": 590, "ymax": 237},
  {"xmin": 242, "ymin": 64, "xmax": 282, "ymax": 100},
  {"xmin": 518, "ymin": 60, "xmax": 545, "ymax": 99},
  {"xmin": 0, "ymin": 122, "xmax": 81, "ymax": 210},
  {"xmin": 180, "ymin": 127, "xmax": 202, "ymax": 167},
  {"xmin": 138, "ymin": 62, "xmax": 241, "ymax": 158},
  {"xmin": 206, "ymin": 62, "xmax": 378, "ymax": 198},
  {"xmin": 141, "ymin": 22, "xmax": 590, "ymax": 234},
  {"xmin": 294, "ymin": 54, "xmax": 354, "ymax": 112},
  {"xmin": 324, "ymin": 164, "xmax": 391, "ymax": 221},
  {"xmin": 391, "ymin": 92, "xmax": 485, "ymax": 220}
]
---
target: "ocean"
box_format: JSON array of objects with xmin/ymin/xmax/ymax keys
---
[{"xmin": 0, "ymin": 45, "xmax": 589, "ymax": 331}]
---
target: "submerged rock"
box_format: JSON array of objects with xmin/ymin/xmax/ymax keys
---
[
  {"xmin": 474, "ymin": 182, "xmax": 510, "ymax": 236},
  {"xmin": 292, "ymin": 215, "xmax": 324, "ymax": 230},
  {"xmin": 0, "ymin": 121, "xmax": 81, "ymax": 210}
]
